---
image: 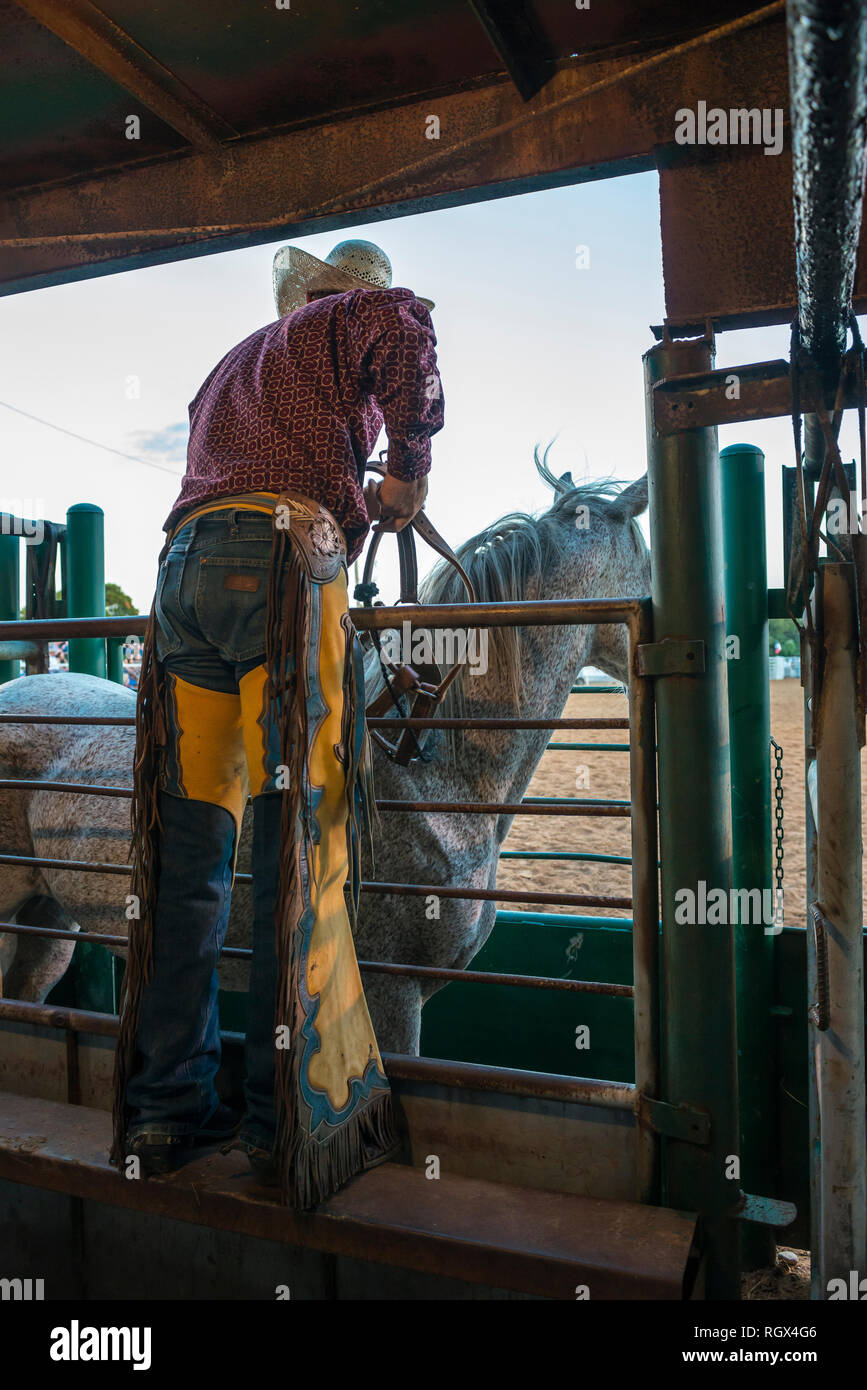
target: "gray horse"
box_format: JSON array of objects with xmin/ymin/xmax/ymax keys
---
[{"xmin": 0, "ymin": 462, "xmax": 650, "ymax": 1053}]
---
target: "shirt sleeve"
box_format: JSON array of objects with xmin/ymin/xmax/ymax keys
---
[{"xmin": 349, "ymin": 289, "xmax": 444, "ymax": 479}]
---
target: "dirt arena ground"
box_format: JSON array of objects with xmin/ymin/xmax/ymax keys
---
[{"xmin": 498, "ymin": 677, "xmax": 866, "ymax": 928}]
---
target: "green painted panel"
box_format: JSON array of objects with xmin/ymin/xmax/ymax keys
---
[{"xmin": 420, "ymin": 913, "xmax": 636, "ymax": 1081}]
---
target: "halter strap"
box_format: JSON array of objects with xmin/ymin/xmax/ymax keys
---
[{"xmin": 359, "ymin": 461, "xmax": 476, "ymax": 765}]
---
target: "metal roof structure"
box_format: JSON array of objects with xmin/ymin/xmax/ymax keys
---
[
  {"xmin": 0, "ymin": 0, "xmax": 813, "ymax": 314},
  {"xmin": 2, "ymin": 2, "xmax": 867, "ymax": 326}
]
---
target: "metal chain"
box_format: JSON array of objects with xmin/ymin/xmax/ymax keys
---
[{"xmin": 770, "ymin": 736, "xmax": 784, "ymax": 897}]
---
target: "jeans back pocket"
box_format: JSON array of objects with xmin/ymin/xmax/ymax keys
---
[{"xmin": 194, "ymin": 555, "xmax": 272, "ymax": 663}]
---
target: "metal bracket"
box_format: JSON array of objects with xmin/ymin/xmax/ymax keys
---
[
  {"xmin": 736, "ymin": 1192, "xmax": 798, "ymax": 1229},
  {"xmin": 639, "ymin": 1096, "xmax": 711, "ymax": 1146},
  {"xmin": 636, "ymin": 638, "xmax": 706, "ymax": 677}
]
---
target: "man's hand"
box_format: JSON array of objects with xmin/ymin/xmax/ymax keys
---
[{"xmin": 364, "ymin": 474, "xmax": 428, "ymax": 532}]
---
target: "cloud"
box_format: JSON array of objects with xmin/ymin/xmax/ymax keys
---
[{"xmin": 127, "ymin": 422, "xmax": 188, "ymax": 463}]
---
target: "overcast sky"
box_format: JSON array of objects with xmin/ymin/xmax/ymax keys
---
[{"xmin": 1, "ymin": 168, "xmax": 862, "ymax": 614}]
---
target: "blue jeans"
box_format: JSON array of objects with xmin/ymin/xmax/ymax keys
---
[{"xmin": 124, "ymin": 506, "xmax": 293, "ymax": 1150}]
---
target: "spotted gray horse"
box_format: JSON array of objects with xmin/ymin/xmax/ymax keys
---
[{"xmin": 0, "ymin": 458, "xmax": 650, "ymax": 1053}]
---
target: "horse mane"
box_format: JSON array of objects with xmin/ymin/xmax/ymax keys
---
[{"xmin": 419, "ymin": 445, "xmax": 636, "ymax": 720}]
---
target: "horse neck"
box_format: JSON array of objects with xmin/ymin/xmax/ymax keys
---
[{"xmin": 433, "ymin": 543, "xmax": 598, "ymax": 806}]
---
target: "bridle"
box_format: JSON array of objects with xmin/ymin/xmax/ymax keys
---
[{"xmin": 356, "ymin": 460, "xmax": 476, "ymax": 766}]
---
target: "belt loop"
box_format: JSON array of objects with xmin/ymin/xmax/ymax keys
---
[{"xmin": 178, "ymin": 516, "xmax": 200, "ymax": 553}]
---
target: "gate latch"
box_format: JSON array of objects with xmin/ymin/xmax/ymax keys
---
[
  {"xmin": 636, "ymin": 638, "xmax": 706, "ymax": 677},
  {"xmin": 639, "ymin": 1095, "xmax": 711, "ymax": 1146},
  {"xmin": 735, "ymin": 1192, "xmax": 798, "ymax": 1229}
]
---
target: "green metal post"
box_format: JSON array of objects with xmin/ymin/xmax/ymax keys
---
[
  {"xmin": 644, "ymin": 335, "xmax": 740, "ymax": 1299},
  {"xmin": 66, "ymin": 504, "xmax": 105, "ymax": 678},
  {"xmin": 106, "ymin": 636, "xmax": 124, "ymax": 685},
  {"xmin": 0, "ymin": 532, "xmax": 21, "ymax": 684},
  {"xmin": 720, "ymin": 443, "xmax": 775, "ymax": 1271}
]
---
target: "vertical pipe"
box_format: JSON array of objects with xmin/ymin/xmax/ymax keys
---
[
  {"xmin": 106, "ymin": 636, "xmax": 124, "ymax": 686},
  {"xmin": 799, "ymin": 475, "xmax": 821, "ymax": 1294},
  {"xmin": 644, "ymin": 334, "xmax": 740, "ymax": 1300},
  {"xmin": 628, "ymin": 598, "xmax": 660, "ymax": 1205},
  {"xmin": 720, "ymin": 443, "xmax": 775, "ymax": 1271},
  {"xmin": 0, "ymin": 532, "xmax": 20, "ymax": 684},
  {"xmin": 813, "ymin": 562, "xmax": 866, "ymax": 1294},
  {"xmin": 788, "ymin": 0, "xmax": 867, "ymax": 386},
  {"xmin": 58, "ymin": 527, "xmax": 68, "ymax": 617},
  {"xmin": 66, "ymin": 504, "xmax": 106, "ymax": 679}
]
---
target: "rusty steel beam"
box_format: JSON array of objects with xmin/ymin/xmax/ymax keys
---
[
  {"xmin": 658, "ymin": 148, "xmax": 867, "ymax": 335},
  {"xmin": 12, "ymin": 0, "xmax": 237, "ymax": 151},
  {"xmin": 787, "ymin": 0, "xmax": 867, "ymax": 383},
  {"xmin": 662, "ymin": 1, "xmax": 867, "ymax": 338},
  {"xmin": 467, "ymin": 0, "xmax": 554, "ymax": 100},
  {"xmin": 652, "ymin": 354, "xmax": 867, "ymax": 434},
  {"xmin": 0, "ymin": 9, "xmax": 787, "ymax": 295},
  {"xmin": 654, "ymin": 359, "xmax": 792, "ymax": 432}
]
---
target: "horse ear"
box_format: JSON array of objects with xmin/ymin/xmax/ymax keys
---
[
  {"xmin": 558, "ymin": 471, "xmax": 574, "ymax": 491},
  {"xmin": 612, "ymin": 474, "xmax": 648, "ymax": 520}
]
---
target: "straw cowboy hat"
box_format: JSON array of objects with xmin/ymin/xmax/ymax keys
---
[{"xmin": 273, "ymin": 238, "xmax": 434, "ymax": 317}]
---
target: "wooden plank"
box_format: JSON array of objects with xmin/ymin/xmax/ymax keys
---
[{"xmin": 0, "ymin": 1090, "xmax": 699, "ymax": 1299}]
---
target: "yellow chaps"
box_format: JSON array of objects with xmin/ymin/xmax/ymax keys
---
[{"xmin": 158, "ymin": 566, "xmax": 388, "ymax": 1116}]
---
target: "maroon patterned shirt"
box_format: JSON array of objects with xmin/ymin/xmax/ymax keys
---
[{"xmin": 165, "ymin": 287, "xmax": 444, "ymax": 563}]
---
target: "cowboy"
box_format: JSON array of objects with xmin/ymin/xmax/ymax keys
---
[{"xmin": 110, "ymin": 239, "xmax": 444, "ymax": 1208}]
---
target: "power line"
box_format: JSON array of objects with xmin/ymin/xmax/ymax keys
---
[{"xmin": 0, "ymin": 399, "xmax": 184, "ymax": 477}]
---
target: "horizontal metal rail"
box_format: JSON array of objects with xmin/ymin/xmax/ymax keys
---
[
  {"xmin": 356, "ymin": 961, "xmax": 631, "ymax": 996},
  {"xmin": 547, "ymin": 742, "xmax": 631, "ymax": 751},
  {"xmin": 652, "ymin": 353, "xmax": 867, "ymax": 436},
  {"xmin": 0, "ymin": 857, "xmax": 630, "ymax": 909},
  {"xmin": 0, "ymin": 780, "xmax": 133, "ymax": 797},
  {"xmin": 0, "ymin": 714, "xmax": 631, "ymax": 731},
  {"xmin": 0, "ymin": 997, "xmax": 119, "ymax": 1039},
  {"xmin": 0, "ymin": 714, "xmax": 136, "ymax": 726},
  {"xmin": 523, "ymin": 795, "xmax": 629, "ymax": 806},
  {"xmin": 0, "ymin": 920, "xmax": 248, "ymax": 954},
  {"xmin": 0, "ymin": 782, "xmax": 634, "ymax": 817},
  {"xmin": 0, "ymin": 937, "xmax": 630, "ymax": 998},
  {"xmin": 1, "ymin": 848, "xmax": 635, "ymax": 870},
  {"xmin": 501, "ymin": 850, "xmax": 633, "ymax": 865},
  {"xmin": 0, "ymin": 997, "xmax": 637, "ymax": 1110},
  {"xmin": 0, "ymin": 598, "xmax": 646, "ymax": 646},
  {"xmin": 0, "ymin": 714, "xmax": 635, "ymax": 755},
  {"xmin": 377, "ymin": 799, "xmax": 631, "ymax": 817},
  {"xmin": 362, "ymin": 881, "xmax": 632, "ymax": 908},
  {"xmin": 383, "ymin": 1055, "xmax": 636, "ymax": 1109}
]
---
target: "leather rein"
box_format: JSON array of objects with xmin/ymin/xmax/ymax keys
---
[{"xmin": 356, "ymin": 461, "xmax": 476, "ymax": 766}]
